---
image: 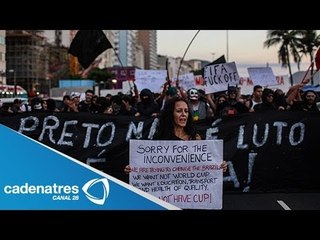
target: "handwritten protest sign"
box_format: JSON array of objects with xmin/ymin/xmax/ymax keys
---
[
  {"xmin": 247, "ymin": 67, "xmax": 277, "ymax": 87},
  {"xmin": 129, "ymin": 140, "xmax": 223, "ymax": 209},
  {"xmin": 134, "ymin": 69, "xmax": 167, "ymax": 93},
  {"xmin": 204, "ymin": 62, "xmax": 239, "ymax": 93},
  {"xmin": 195, "ymin": 75, "xmax": 204, "ymax": 88},
  {"xmin": 173, "ymin": 73, "xmax": 195, "ymax": 90}
]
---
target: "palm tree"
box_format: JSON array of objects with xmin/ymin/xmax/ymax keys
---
[
  {"xmin": 264, "ymin": 30, "xmax": 301, "ymax": 86},
  {"xmin": 296, "ymin": 30, "xmax": 320, "ymax": 85}
]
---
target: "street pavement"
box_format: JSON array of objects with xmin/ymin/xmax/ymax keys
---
[{"xmin": 223, "ymin": 192, "xmax": 320, "ymax": 210}]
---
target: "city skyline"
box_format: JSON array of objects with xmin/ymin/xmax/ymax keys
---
[
  {"xmin": 43, "ymin": 30, "xmax": 319, "ymax": 76},
  {"xmin": 45, "ymin": 30, "xmax": 318, "ymax": 64}
]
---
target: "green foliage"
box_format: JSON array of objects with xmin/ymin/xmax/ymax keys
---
[
  {"xmin": 88, "ymin": 68, "xmax": 114, "ymax": 81},
  {"xmin": 264, "ymin": 30, "xmax": 320, "ymax": 85},
  {"xmin": 69, "ymin": 74, "xmax": 82, "ymax": 79},
  {"xmin": 264, "ymin": 30, "xmax": 302, "ymax": 86},
  {"xmin": 104, "ymin": 79, "xmax": 113, "ymax": 89},
  {"xmin": 192, "ymin": 69, "xmax": 203, "ymax": 76},
  {"xmin": 296, "ymin": 30, "xmax": 320, "ymax": 84},
  {"xmin": 88, "ymin": 68, "xmax": 115, "ymax": 89}
]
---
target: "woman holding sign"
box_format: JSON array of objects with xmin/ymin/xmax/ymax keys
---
[{"xmin": 124, "ymin": 96, "xmax": 227, "ymax": 173}]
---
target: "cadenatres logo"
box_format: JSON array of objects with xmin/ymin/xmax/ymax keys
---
[{"xmin": 82, "ymin": 178, "xmax": 110, "ymax": 205}]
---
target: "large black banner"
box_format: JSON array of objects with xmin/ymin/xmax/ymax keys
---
[{"xmin": 1, "ymin": 111, "xmax": 319, "ymax": 193}]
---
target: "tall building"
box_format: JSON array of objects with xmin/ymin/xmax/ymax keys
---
[
  {"xmin": 113, "ymin": 30, "xmax": 137, "ymax": 67},
  {"xmin": 54, "ymin": 30, "xmax": 62, "ymax": 47},
  {"xmin": 6, "ymin": 30, "xmax": 47, "ymax": 93},
  {"xmin": 69, "ymin": 30, "xmax": 80, "ymax": 75},
  {"xmin": 42, "ymin": 30, "xmax": 71, "ymax": 90},
  {"xmin": 137, "ymin": 30, "xmax": 157, "ymax": 69},
  {"xmin": 43, "ymin": 30, "xmax": 70, "ymax": 47},
  {"xmin": 0, "ymin": 30, "xmax": 6, "ymax": 84},
  {"xmin": 98, "ymin": 30, "xmax": 116, "ymax": 68},
  {"xmin": 134, "ymin": 44, "xmax": 144, "ymax": 69},
  {"xmin": 157, "ymin": 55, "xmax": 193, "ymax": 80}
]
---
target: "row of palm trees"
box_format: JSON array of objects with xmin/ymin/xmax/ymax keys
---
[{"xmin": 264, "ymin": 30, "xmax": 320, "ymax": 86}]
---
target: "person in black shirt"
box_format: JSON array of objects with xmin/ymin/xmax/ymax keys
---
[
  {"xmin": 135, "ymin": 88, "xmax": 159, "ymax": 117},
  {"xmin": 154, "ymin": 96, "xmax": 201, "ymax": 140},
  {"xmin": 125, "ymin": 96, "xmax": 227, "ymax": 173},
  {"xmin": 78, "ymin": 89, "xmax": 98, "ymax": 113}
]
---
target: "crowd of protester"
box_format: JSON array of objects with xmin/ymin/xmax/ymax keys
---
[{"xmin": 1, "ymin": 79, "xmax": 319, "ymax": 118}]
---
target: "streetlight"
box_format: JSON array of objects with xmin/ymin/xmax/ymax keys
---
[
  {"xmin": 211, "ymin": 52, "xmax": 215, "ymax": 61},
  {"xmin": 226, "ymin": 30, "xmax": 229, "ymax": 62},
  {"xmin": 112, "ymin": 79, "xmax": 117, "ymax": 89},
  {"xmin": 0, "ymin": 70, "xmax": 4, "ymax": 84},
  {"xmin": 8, "ymin": 69, "xmax": 16, "ymax": 97}
]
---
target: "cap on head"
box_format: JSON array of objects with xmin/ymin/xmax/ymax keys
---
[
  {"xmin": 71, "ymin": 92, "xmax": 81, "ymax": 99},
  {"xmin": 228, "ymin": 85, "xmax": 237, "ymax": 93},
  {"xmin": 166, "ymin": 87, "xmax": 178, "ymax": 97},
  {"xmin": 140, "ymin": 88, "xmax": 152, "ymax": 97}
]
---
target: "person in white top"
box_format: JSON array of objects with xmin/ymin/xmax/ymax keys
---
[{"xmin": 245, "ymin": 85, "xmax": 263, "ymax": 112}]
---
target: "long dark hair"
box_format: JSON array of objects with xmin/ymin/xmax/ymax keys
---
[{"xmin": 155, "ymin": 96, "xmax": 197, "ymax": 140}]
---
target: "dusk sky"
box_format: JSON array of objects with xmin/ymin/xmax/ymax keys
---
[{"xmin": 157, "ymin": 30, "xmax": 317, "ymax": 64}]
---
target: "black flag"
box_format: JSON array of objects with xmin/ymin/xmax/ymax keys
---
[
  {"xmin": 201, "ymin": 55, "xmax": 226, "ymax": 76},
  {"xmin": 68, "ymin": 30, "xmax": 113, "ymax": 69},
  {"xmin": 205, "ymin": 55, "xmax": 226, "ymax": 66}
]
